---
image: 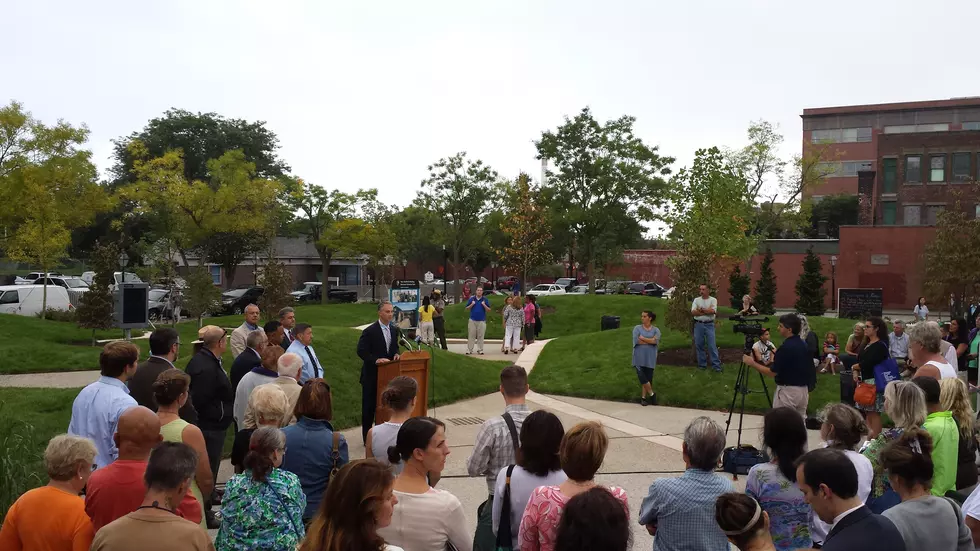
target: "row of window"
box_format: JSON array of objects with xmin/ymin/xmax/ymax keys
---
[
  {"xmin": 811, "ymin": 122, "xmax": 980, "ymax": 143},
  {"xmin": 879, "ymin": 203, "xmax": 980, "ymax": 226},
  {"xmin": 880, "ymin": 153, "xmax": 979, "ymax": 192}
]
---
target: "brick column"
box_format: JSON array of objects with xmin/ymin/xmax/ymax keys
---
[{"xmin": 857, "ymin": 170, "xmax": 876, "ymax": 225}]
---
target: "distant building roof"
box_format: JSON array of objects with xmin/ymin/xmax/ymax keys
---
[{"xmin": 802, "ymin": 97, "xmax": 980, "ymax": 118}]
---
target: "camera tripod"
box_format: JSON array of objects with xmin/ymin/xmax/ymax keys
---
[{"xmin": 724, "ymin": 334, "xmax": 773, "ymax": 453}]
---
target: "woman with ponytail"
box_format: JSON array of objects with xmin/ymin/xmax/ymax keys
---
[
  {"xmin": 366, "ymin": 376, "xmax": 418, "ymax": 474},
  {"xmin": 300, "ymin": 460, "xmax": 404, "ymax": 551},
  {"xmin": 216, "ymin": 426, "xmax": 306, "ymax": 551},
  {"xmin": 376, "ymin": 417, "xmax": 471, "ymax": 551},
  {"xmin": 745, "ymin": 407, "xmax": 811, "ymax": 551},
  {"xmin": 715, "ymin": 493, "xmax": 777, "ymax": 551}
]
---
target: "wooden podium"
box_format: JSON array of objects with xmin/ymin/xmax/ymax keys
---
[{"xmin": 375, "ymin": 350, "xmax": 430, "ymax": 424}]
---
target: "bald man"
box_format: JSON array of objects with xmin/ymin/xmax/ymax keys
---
[
  {"xmin": 230, "ymin": 304, "xmax": 261, "ymax": 358},
  {"xmin": 85, "ymin": 407, "xmax": 202, "ymax": 530}
]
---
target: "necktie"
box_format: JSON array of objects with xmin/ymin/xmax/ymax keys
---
[
  {"xmin": 304, "ymin": 346, "xmax": 320, "ymax": 378},
  {"xmin": 382, "ymin": 324, "xmax": 391, "ymax": 350}
]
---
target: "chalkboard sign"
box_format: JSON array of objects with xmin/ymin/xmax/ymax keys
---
[{"xmin": 838, "ymin": 288, "xmax": 883, "ymax": 319}]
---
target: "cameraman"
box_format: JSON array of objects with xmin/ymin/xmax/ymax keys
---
[
  {"xmin": 742, "ymin": 313, "xmax": 810, "ymax": 417},
  {"xmin": 751, "ymin": 327, "xmax": 776, "ymax": 367}
]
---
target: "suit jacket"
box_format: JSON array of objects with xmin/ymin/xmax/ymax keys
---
[
  {"xmin": 185, "ymin": 348, "xmax": 235, "ymax": 431},
  {"xmin": 230, "ymin": 347, "xmax": 262, "ymax": 392},
  {"xmin": 281, "ymin": 328, "xmax": 294, "ymax": 351},
  {"xmin": 230, "ymin": 322, "xmax": 257, "ymax": 359},
  {"xmin": 823, "ymin": 505, "xmax": 906, "ymax": 551},
  {"xmin": 356, "ymin": 321, "xmax": 400, "ymax": 386},
  {"xmin": 128, "ymin": 356, "xmax": 198, "ymax": 424}
]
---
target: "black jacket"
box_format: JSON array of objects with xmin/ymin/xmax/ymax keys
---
[
  {"xmin": 823, "ymin": 505, "xmax": 905, "ymax": 551},
  {"xmin": 185, "ymin": 348, "xmax": 235, "ymax": 431},
  {"xmin": 280, "ymin": 328, "xmax": 294, "ymax": 352},
  {"xmin": 356, "ymin": 321, "xmax": 400, "ymax": 386},
  {"xmin": 128, "ymin": 356, "xmax": 198, "ymax": 424},
  {"xmin": 230, "ymin": 348, "xmax": 262, "ymax": 392}
]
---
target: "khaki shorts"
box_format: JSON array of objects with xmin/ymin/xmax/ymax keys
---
[{"xmin": 773, "ymin": 386, "xmax": 809, "ymax": 418}]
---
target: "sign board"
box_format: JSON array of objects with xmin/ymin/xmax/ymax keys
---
[
  {"xmin": 424, "ymin": 271, "xmax": 434, "ymax": 283},
  {"xmin": 390, "ymin": 279, "xmax": 420, "ymax": 328},
  {"xmin": 838, "ymin": 288, "xmax": 883, "ymax": 319},
  {"xmin": 116, "ymin": 282, "xmax": 150, "ymax": 329}
]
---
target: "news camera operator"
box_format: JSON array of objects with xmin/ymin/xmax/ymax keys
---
[{"xmin": 742, "ymin": 314, "xmax": 811, "ymax": 418}]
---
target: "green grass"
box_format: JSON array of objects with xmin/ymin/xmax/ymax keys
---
[{"xmin": 529, "ymin": 326, "xmax": 841, "ymax": 414}]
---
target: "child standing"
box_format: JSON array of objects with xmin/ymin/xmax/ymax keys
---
[{"xmin": 820, "ymin": 332, "xmax": 841, "ymax": 374}]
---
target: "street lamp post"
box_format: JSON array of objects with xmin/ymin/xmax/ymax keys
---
[
  {"xmin": 442, "ymin": 245, "xmax": 448, "ymax": 298},
  {"xmin": 830, "ymin": 255, "xmax": 838, "ymax": 312},
  {"xmin": 490, "ymin": 261, "xmax": 498, "ymax": 290},
  {"xmin": 401, "ymin": 259, "xmax": 408, "ymax": 279},
  {"xmin": 118, "ymin": 251, "xmax": 130, "ymax": 340}
]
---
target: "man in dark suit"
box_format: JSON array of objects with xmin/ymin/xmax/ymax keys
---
[
  {"xmin": 279, "ymin": 306, "xmax": 297, "ymax": 351},
  {"xmin": 797, "ymin": 448, "xmax": 906, "ymax": 551},
  {"xmin": 356, "ymin": 300, "xmax": 400, "ymax": 443},
  {"xmin": 230, "ymin": 329, "xmax": 266, "ymax": 392},
  {"xmin": 128, "ymin": 328, "xmax": 197, "ymax": 424}
]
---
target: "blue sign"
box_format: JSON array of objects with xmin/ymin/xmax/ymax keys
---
[{"xmin": 389, "ymin": 279, "xmax": 420, "ymax": 327}]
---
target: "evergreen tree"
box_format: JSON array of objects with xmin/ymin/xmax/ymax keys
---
[
  {"xmin": 727, "ymin": 265, "xmax": 750, "ymax": 309},
  {"xmin": 795, "ymin": 246, "xmax": 828, "ymax": 315},
  {"xmin": 755, "ymin": 248, "xmax": 777, "ymax": 314},
  {"xmin": 76, "ymin": 242, "xmax": 118, "ymax": 345}
]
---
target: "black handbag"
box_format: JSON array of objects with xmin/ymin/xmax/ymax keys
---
[
  {"xmin": 721, "ymin": 445, "xmax": 768, "ymax": 476},
  {"xmin": 494, "ymin": 465, "xmax": 517, "ymax": 551}
]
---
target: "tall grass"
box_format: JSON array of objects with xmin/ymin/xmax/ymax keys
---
[{"xmin": 0, "ymin": 403, "xmax": 44, "ymax": 518}]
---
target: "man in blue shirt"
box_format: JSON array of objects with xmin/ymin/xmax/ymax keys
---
[
  {"xmin": 743, "ymin": 313, "xmax": 812, "ymax": 417},
  {"xmin": 286, "ymin": 322, "xmax": 323, "ymax": 384},
  {"xmin": 466, "ymin": 286, "xmax": 491, "ymax": 355},
  {"xmin": 68, "ymin": 341, "xmax": 140, "ymax": 469}
]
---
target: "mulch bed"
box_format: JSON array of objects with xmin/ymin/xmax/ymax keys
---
[{"xmin": 658, "ymin": 347, "xmax": 745, "ymax": 367}]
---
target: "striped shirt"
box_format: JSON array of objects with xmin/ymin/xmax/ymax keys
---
[{"xmin": 466, "ymin": 404, "xmax": 531, "ymax": 494}]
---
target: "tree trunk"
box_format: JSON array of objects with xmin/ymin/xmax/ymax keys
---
[
  {"xmin": 452, "ymin": 248, "xmax": 461, "ymax": 304},
  {"xmin": 41, "ymin": 260, "xmax": 48, "ymax": 320},
  {"xmin": 91, "ymin": 328, "xmax": 97, "ymax": 347},
  {"xmin": 318, "ymin": 250, "xmax": 332, "ymax": 305},
  {"xmin": 224, "ymin": 262, "xmax": 237, "ymax": 290}
]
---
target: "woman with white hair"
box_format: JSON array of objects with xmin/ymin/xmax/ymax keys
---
[
  {"xmin": 232, "ymin": 384, "xmax": 290, "ymax": 474},
  {"xmin": 738, "ymin": 295, "xmax": 759, "ymax": 316},
  {"xmin": 0, "ymin": 434, "xmax": 97, "ymax": 550}
]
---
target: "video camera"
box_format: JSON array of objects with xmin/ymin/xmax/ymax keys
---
[{"xmin": 728, "ymin": 315, "xmax": 769, "ymax": 337}]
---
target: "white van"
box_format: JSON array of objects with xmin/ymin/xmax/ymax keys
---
[{"xmin": 0, "ymin": 285, "xmax": 73, "ymax": 317}]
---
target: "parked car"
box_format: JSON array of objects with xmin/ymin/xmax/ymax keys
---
[
  {"xmin": 553, "ymin": 278, "xmax": 579, "ymax": 292},
  {"xmin": 0, "ymin": 284, "xmax": 73, "ymax": 317},
  {"xmin": 568, "ymin": 285, "xmax": 589, "ymax": 295},
  {"xmin": 291, "ymin": 282, "xmax": 358, "ymax": 304},
  {"xmin": 496, "ymin": 275, "xmax": 519, "ymax": 290},
  {"xmin": 526, "ymin": 283, "xmax": 567, "ymax": 297},
  {"xmin": 596, "ymin": 280, "xmax": 632, "ymax": 295},
  {"xmin": 80, "ymin": 271, "xmax": 95, "ymax": 285},
  {"xmin": 147, "ymin": 288, "xmax": 184, "ymax": 321},
  {"xmin": 627, "ymin": 281, "xmax": 666, "ymax": 297},
  {"xmin": 220, "ymin": 286, "xmax": 264, "ymax": 315},
  {"xmin": 33, "ymin": 276, "xmax": 89, "ymax": 307},
  {"xmin": 14, "ymin": 272, "xmax": 64, "ymax": 285},
  {"xmin": 664, "ymin": 286, "xmax": 675, "ymax": 299}
]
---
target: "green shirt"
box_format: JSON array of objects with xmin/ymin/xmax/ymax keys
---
[{"xmin": 922, "ymin": 410, "xmax": 959, "ymax": 496}]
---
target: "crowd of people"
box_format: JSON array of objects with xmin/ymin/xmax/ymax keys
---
[{"xmin": 7, "ymin": 287, "xmax": 980, "ymax": 551}]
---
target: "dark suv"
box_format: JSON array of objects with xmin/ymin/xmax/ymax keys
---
[
  {"xmin": 627, "ymin": 282, "xmax": 666, "ymax": 297},
  {"xmin": 220, "ymin": 286, "xmax": 264, "ymax": 315}
]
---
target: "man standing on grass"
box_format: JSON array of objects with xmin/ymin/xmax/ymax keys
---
[
  {"xmin": 230, "ymin": 304, "xmax": 260, "ymax": 359},
  {"xmin": 279, "ymin": 307, "xmax": 297, "ymax": 350},
  {"xmin": 68, "ymin": 341, "xmax": 140, "ymax": 469},
  {"xmin": 431, "ymin": 289, "xmax": 448, "ymax": 350},
  {"xmin": 466, "ymin": 286, "xmax": 491, "ymax": 355},
  {"xmin": 692, "ymin": 283, "xmax": 722, "ymax": 372},
  {"xmin": 286, "ymin": 323, "xmax": 323, "ymax": 384},
  {"xmin": 466, "ymin": 365, "xmax": 531, "ymax": 551}
]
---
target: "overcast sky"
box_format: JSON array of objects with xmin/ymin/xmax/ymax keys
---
[{"xmin": 7, "ymin": 0, "xmax": 980, "ymax": 223}]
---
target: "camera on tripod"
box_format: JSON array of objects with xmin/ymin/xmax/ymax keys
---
[{"xmin": 729, "ymin": 315, "xmax": 769, "ymax": 352}]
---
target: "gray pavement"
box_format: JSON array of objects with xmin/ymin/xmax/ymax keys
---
[{"xmin": 0, "ymin": 370, "xmax": 100, "ymax": 388}]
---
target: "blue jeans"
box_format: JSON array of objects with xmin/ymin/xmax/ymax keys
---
[{"xmin": 694, "ymin": 321, "xmax": 721, "ymax": 370}]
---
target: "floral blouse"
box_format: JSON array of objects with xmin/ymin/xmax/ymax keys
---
[
  {"xmin": 518, "ymin": 485, "xmax": 628, "ymax": 551},
  {"xmin": 745, "ymin": 462, "xmax": 812, "ymax": 551},
  {"xmin": 504, "ymin": 305, "xmax": 525, "ymax": 328},
  {"xmin": 216, "ymin": 468, "xmax": 306, "ymax": 551},
  {"xmin": 861, "ymin": 428, "xmax": 904, "ymax": 498}
]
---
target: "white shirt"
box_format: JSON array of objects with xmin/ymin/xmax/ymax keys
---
[
  {"xmin": 832, "ymin": 503, "xmax": 865, "ymax": 527},
  {"xmin": 925, "ymin": 360, "xmax": 958, "ymax": 379},
  {"xmin": 753, "ymin": 340, "xmax": 774, "ymax": 364},
  {"xmin": 811, "ymin": 449, "xmax": 874, "ymax": 544},
  {"xmin": 941, "ymin": 340, "xmax": 960, "ymax": 368},
  {"xmin": 492, "ymin": 466, "xmax": 568, "ymax": 550},
  {"xmin": 377, "ymin": 488, "xmax": 472, "ymax": 551},
  {"xmin": 961, "ymin": 483, "xmax": 980, "ymax": 522},
  {"xmin": 691, "ymin": 296, "xmax": 717, "ymax": 322}
]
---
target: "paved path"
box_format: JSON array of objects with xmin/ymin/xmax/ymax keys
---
[{"xmin": 0, "ymin": 370, "xmax": 101, "ymax": 388}]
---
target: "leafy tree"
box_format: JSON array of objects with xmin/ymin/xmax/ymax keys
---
[
  {"xmin": 256, "ymin": 251, "xmax": 294, "ymax": 322},
  {"xmin": 923, "ymin": 192, "xmax": 980, "ymax": 319},
  {"xmin": 755, "ymin": 248, "xmax": 777, "ymax": 314},
  {"xmin": 0, "ymin": 101, "xmax": 111, "ymax": 317},
  {"xmin": 536, "ymin": 108, "xmax": 673, "ymax": 290},
  {"xmin": 728, "ymin": 265, "xmax": 750, "ymax": 309},
  {"xmin": 76, "ymin": 242, "xmax": 118, "ymax": 345},
  {"xmin": 794, "ymin": 246, "xmax": 828, "ymax": 315},
  {"xmin": 808, "ymin": 194, "xmax": 859, "ymax": 238},
  {"xmin": 183, "ymin": 266, "xmax": 221, "ymax": 327},
  {"xmin": 500, "ymin": 173, "xmax": 554, "ymax": 294},
  {"xmin": 389, "ymin": 206, "xmax": 445, "ymax": 269},
  {"xmin": 287, "ymin": 181, "xmax": 379, "ymax": 303},
  {"xmin": 664, "ymin": 252, "xmax": 712, "ymax": 338},
  {"xmin": 418, "ymin": 152, "xmax": 498, "ymax": 299}
]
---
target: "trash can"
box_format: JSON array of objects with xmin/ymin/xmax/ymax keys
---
[{"xmin": 600, "ymin": 315, "xmax": 621, "ymax": 331}]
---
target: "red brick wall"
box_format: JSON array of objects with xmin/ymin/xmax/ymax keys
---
[
  {"xmin": 836, "ymin": 226, "xmax": 934, "ymax": 310},
  {"xmin": 716, "ymin": 253, "xmax": 835, "ymax": 310},
  {"xmin": 605, "ymin": 250, "xmax": 676, "ymax": 289}
]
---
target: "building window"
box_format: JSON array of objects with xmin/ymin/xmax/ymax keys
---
[
  {"xmin": 810, "ymin": 195, "xmax": 824, "ymax": 204},
  {"xmin": 882, "ymin": 158, "xmax": 897, "ymax": 193},
  {"xmin": 883, "ymin": 123, "xmax": 950, "ymax": 134},
  {"xmin": 904, "ymin": 205, "xmax": 921, "ymax": 225},
  {"xmin": 882, "ymin": 201, "xmax": 897, "ymax": 225},
  {"xmin": 976, "ymin": 204, "xmax": 980, "ymax": 219},
  {"xmin": 925, "ymin": 205, "xmax": 945, "ymax": 225},
  {"xmin": 963, "ymin": 122, "xmax": 980, "ymax": 131},
  {"xmin": 905, "ymin": 155, "xmax": 921, "ymax": 183},
  {"xmin": 952, "ymin": 153, "xmax": 972, "ymax": 182},
  {"xmin": 810, "ymin": 127, "xmax": 872, "ymax": 144},
  {"xmin": 209, "ymin": 265, "xmax": 221, "ymax": 285},
  {"xmin": 817, "ymin": 160, "xmax": 874, "ymax": 178},
  {"xmin": 929, "ymin": 155, "xmax": 946, "ymax": 182}
]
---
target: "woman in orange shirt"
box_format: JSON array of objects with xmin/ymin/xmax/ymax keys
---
[{"xmin": 0, "ymin": 434, "xmax": 98, "ymax": 551}]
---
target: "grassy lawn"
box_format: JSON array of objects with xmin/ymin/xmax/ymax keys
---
[{"xmin": 529, "ymin": 326, "xmax": 841, "ymax": 414}]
